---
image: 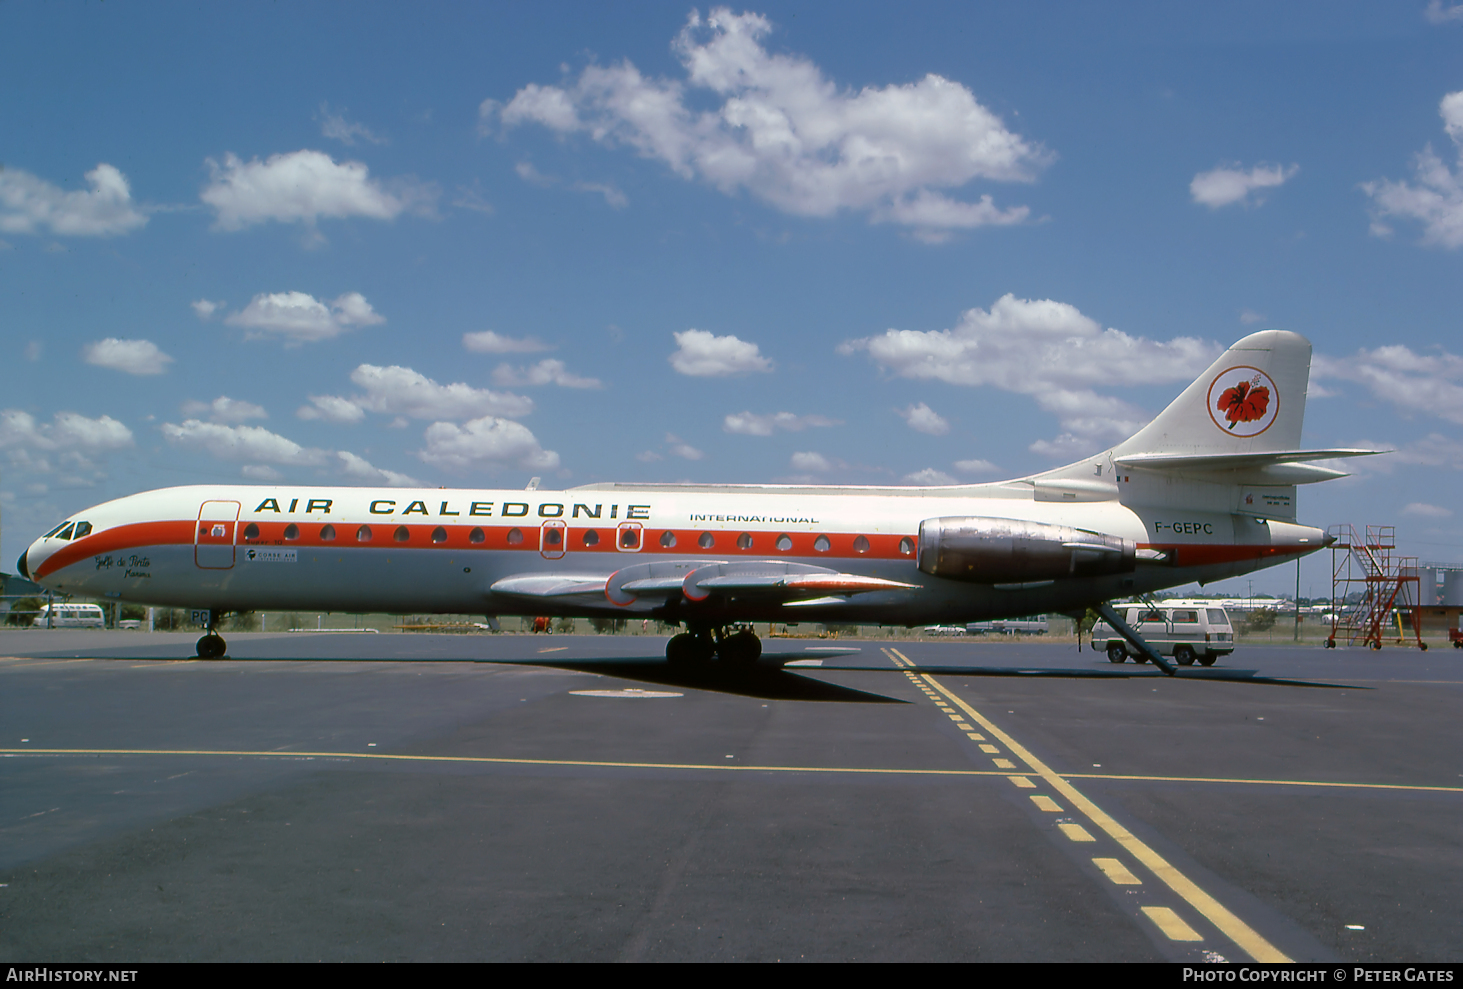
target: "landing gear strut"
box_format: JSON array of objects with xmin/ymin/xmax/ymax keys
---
[
  {"xmin": 195, "ymin": 609, "xmax": 227, "ymax": 660},
  {"xmin": 1094, "ymin": 602, "xmax": 1174, "ymax": 676},
  {"xmin": 665, "ymin": 624, "xmax": 762, "ymax": 667}
]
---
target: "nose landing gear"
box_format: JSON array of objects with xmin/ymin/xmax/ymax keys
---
[{"xmin": 194, "ymin": 610, "xmax": 227, "ymax": 659}]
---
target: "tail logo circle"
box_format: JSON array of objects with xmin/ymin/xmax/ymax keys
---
[{"xmin": 1207, "ymin": 366, "xmax": 1278, "ymax": 437}]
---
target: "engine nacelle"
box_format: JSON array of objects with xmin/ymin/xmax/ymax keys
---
[{"xmin": 917, "ymin": 516, "xmax": 1135, "ymax": 583}]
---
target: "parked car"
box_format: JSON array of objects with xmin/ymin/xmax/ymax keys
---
[{"xmin": 1089, "ymin": 600, "xmax": 1234, "ymax": 666}]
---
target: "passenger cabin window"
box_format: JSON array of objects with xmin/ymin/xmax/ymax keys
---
[
  {"xmin": 582, "ymin": 529, "xmax": 599, "ymax": 547},
  {"xmin": 736, "ymin": 533, "xmax": 753, "ymax": 550},
  {"xmin": 660, "ymin": 530, "xmax": 676, "ymax": 548},
  {"xmin": 853, "ymin": 535, "xmax": 870, "ymax": 554},
  {"xmin": 284, "ymin": 524, "xmax": 299, "ymax": 541},
  {"xmin": 356, "ymin": 525, "xmax": 373, "ymax": 542},
  {"xmin": 393, "ymin": 526, "xmax": 410, "ymax": 542},
  {"xmin": 698, "ymin": 532, "xmax": 715, "ymax": 549},
  {"xmin": 814, "ymin": 535, "xmax": 831, "ymax": 553},
  {"xmin": 470, "ymin": 527, "xmax": 486, "ymax": 544},
  {"xmin": 1206, "ymin": 609, "xmax": 1229, "ymax": 625},
  {"xmin": 544, "ymin": 527, "xmax": 562, "ymax": 547},
  {"xmin": 776, "ymin": 534, "xmax": 793, "ymax": 551},
  {"xmin": 73, "ymin": 522, "xmax": 92, "ymax": 538},
  {"xmin": 243, "ymin": 523, "xmax": 260, "ymax": 540},
  {"xmin": 320, "ymin": 524, "xmax": 336, "ymax": 541},
  {"xmin": 507, "ymin": 527, "xmax": 524, "ymax": 545},
  {"xmin": 620, "ymin": 527, "xmax": 639, "ymax": 549},
  {"xmin": 899, "ymin": 537, "xmax": 914, "ymax": 555},
  {"xmin": 431, "ymin": 526, "xmax": 448, "ymax": 544},
  {"xmin": 1137, "ymin": 610, "xmax": 1164, "ymax": 623}
]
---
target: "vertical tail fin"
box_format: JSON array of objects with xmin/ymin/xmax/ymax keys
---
[{"xmin": 1112, "ymin": 329, "xmax": 1311, "ymax": 460}]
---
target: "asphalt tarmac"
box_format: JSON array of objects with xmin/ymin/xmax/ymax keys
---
[{"xmin": 1, "ymin": 630, "xmax": 1458, "ymax": 962}]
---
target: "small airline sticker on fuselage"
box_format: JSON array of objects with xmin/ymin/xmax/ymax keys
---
[
  {"xmin": 244, "ymin": 548, "xmax": 297, "ymax": 563},
  {"xmin": 1207, "ymin": 365, "xmax": 1279, "ymax": 438}
]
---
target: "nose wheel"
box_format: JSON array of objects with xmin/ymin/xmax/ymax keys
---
[{"xmin": 194, "ymin": 610, "xmax": 228, "ymax": 659}]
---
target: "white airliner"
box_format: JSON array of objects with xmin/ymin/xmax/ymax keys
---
[{"xmin": 17, "ymin": 330, "xmax": 1375, "ymax": 671}]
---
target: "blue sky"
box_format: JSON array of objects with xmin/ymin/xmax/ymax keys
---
[{"xmin": 3, "ymin": 1, "xmax": 1462, "ymax": 597}]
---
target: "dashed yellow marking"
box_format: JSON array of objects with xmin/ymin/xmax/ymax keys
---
[
  {"xmin": 892, "ymin": 652, "xmax": 1291, "ymax": 964},
  {"xmin": 965, "ymin": 732, "xmax": 986, "ymax": 741},
  {"xmin": 1093, "ymin": 858, "xmax": 1142, "ymax": 885},
  {"xmin": 992, "ymin": 758, "xmax": 1016, "ymax": 769},
  {"xmin": 978, "ymin": 744, "xmax": 1000, "ymax": 754},
  {"xmin": 1058, "ymin": 822, "xmax": 1096, "ymax": 842},
  {"xmin": 1142, "ymin": 906, "xmax": 1204, "ymax": 942},
  {"xmin": 1030, "ymin": 795, "xmax": 1063, "ymax": 812},
  {"xmin": 1008, "ymin": 775, "xmax": 1036, "ymax": 788}
]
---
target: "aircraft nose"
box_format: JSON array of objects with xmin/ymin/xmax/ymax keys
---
[{"xmin": 17, "ymin": 549, "xmax": 31, "ymax": 580}]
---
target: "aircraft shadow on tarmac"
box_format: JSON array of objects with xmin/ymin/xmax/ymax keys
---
[
  {"xmin": 832, "ymin": 664, "xmax": 1365, "ymax": 690},
  {"xmin": 510, "ymin": 658, "xmax": 907, "ymax": 703}
]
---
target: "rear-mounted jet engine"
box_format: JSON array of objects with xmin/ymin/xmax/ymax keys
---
[{"xmin": 917, "ymin": 517, "xmax": 1135, "ymax": 583}]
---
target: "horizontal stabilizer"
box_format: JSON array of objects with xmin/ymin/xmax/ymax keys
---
[{"xmin": 1114, "ymin": 449, "xmax": 1382, "ymax": 470}]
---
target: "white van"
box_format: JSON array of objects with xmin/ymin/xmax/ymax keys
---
[
  {"xmin": 1090, "ymin": 600, "xmax": 1234, "ymax": 666},
  {"xmin": 36, "ymin": 603, "xmax": 106, "ymax": 628}
]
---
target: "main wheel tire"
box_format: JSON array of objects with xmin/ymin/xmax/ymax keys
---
[
  {"xmin": 1106, "ymin": 643, "xmax": 1127, "ymax": 663},
  {"xmin": 1325, "ymin": 638, "xmax": 1336, "ymax": 649},
  {"xmin": 667, "ymin": 632, "xmax": 716, "ymax": 665},
  {"xmin": 1370, "ymin": 640, "xmax": 1382, "ymax": 651},
  {"xmin": 1174, "ymin": 645, "xmax": 1196, "ymax": 666},
  {"xmin": 719, "ymin": 630, "xmax": 762, "ymax": 666},
  {"xmin": 195, "ymin": 634, "xmax": 226, "ymax": 659}
]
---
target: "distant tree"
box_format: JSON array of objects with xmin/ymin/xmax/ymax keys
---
[
  {"xmin": 589, "ymin": 618, "xmax": 627, "ymax": 634},
  {"xmin": 6, "ymin": 597, "xmax": 43, "ymax": 626},
  {"xmin": 1245, "ymin": 608, "xmax": 1277, "ymax": 633},
  {"xmin": 120, "ymin": 604, "xmax": 147, "ymax": 622},
  {"xmin": 153, "ymin": 609, "xmax": 185, "ymax": 631},
  {"xmin": 553, "ymin": 617, "xmax": 576, "ymax": 634},
  {"xmin": 226, "ymin": 610, "xmax": 259, "ymax": 631}
]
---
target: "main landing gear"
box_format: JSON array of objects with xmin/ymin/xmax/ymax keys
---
[
  {"xmin": 195, "ymin": 609, "xmax": 227, "ymax": 660},
  {"xmin": 666, "ymin": 624, "xmax": 762, "ymax": 667}
]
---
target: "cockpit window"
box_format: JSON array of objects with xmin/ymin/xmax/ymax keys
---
[
  {"xmin": 72, "ymin": 522, "xmax": 93, "ymax": 539},
  {"xmin": 56, "ymin": 523, "xmax": 76, "ymax": 541},
  {"xmin": 44, "ymin": 523, "xmax": 70, "ymax": 538}
]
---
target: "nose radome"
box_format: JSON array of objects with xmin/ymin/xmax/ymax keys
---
[{"xmin": 17, "ymin": 549, "xmax": 31, "ymax": 580}]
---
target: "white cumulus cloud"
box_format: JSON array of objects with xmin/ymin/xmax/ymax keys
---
[
  {"xmin": 181, "ymin": 396, "xmax": 267, "ymax": 423},
  {"xmin": 191, "ymin": 299, "xmax": 224, "ymax": 320},
  {"xmin": 318, "ymin": 103, "xmax": 387, "ymax": 146},
  {"xmin": 0, "ymin": 163, "xmax": 148, "ymax": 237},
  {"xmin": 161, "ymin": 420, "xmax": 330, "ymax": 466},
  {"xmin": 897, "ymin": 402, "xmax": 950, "ymax": 435},
  {"xmin": 491, "ymin": 359, "xmax": 602, "ymax": 389},
  {"xmin": 337, "ymin": 451, "xmax": 420, "ymax": 487},
  {"xmin": 1363, "ymin": 91, "xmax": 1463, "ymax": 248},
  {"xmin": 1190, "ymin": 162, "xmax": 1299, "ymax": 209},
  {"xmin": 462, "ymin": 330, "xmax": 553, "ymax": 354},
  {"xmin": 669, "ymin": 328, "xmax": 773, "ymax": 377},
  {"xmin": 723, "ymin": 411, "xmax": 841, "ymax": 435},
  {"xmin": 82, "ymin": 338, "xmax": 174, "ymax": 376},
  {"xmin": 488, "ymin": 8, "xmax": 1048, "ymax": 238},
  {"xmin": 1402, "ymin": 502, "xmax": 1453, "ymax": 518},
  {"xmin": 224, "ymin": 291, "xmax": 384, "ymax": 344},
  {"xmin": 296, "ymin": 394, "xmax": 368, "ymax": 424},
  {"xmin": 200, "ymin": 150, "xmax": 435, "ymax": 232},
  {"xmin": 789, "ymin": 451, "xmax": 839, "ymax": 473},
  {"xmin": 1, "ymin": 410, "xmax": 134, "ymax": 454},
  {"xmin": 419, "ymin": 417, "xmax": 560, "ymax": 472},
  {"xmin": 953, "ymin": 458, "xmax": 1002, "ymax": 477},
  {"xmin": 903, "ymin": 468, "xmax": 958, "ymax": 485},
  {"xmin": 345, "ymin": 364, "xmax": 533, "ymax": 420},
  {"xmin": 841, "ymin": 294, "xmax": 1217, "ymax": 456},
  {"xmin": 1314, "ymin": 344, "xmax": 1463, "ymax": 425}
]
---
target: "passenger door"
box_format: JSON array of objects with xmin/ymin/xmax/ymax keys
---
[{"xmin": 195, "ymin": 501, "xmax": 240, "ymax": 569}]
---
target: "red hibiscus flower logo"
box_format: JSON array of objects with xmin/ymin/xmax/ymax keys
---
[{"xmin": 1216, "ymin": 376, "xmax": 1271, "ymax": 429}]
